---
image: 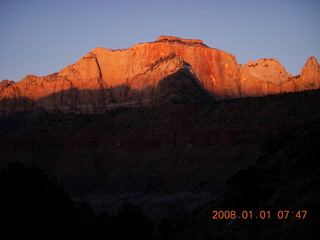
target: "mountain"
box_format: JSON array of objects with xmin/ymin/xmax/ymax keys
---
[
  {"xmin": 1, "ymin": 88, "xmax": 319, "ymax": 228},
  {"xmin": 0, "ymin": 36, "xmax": 320, "ymax": 238},
  {"xmin": 161, "ymin": 118, "xmax": 320, "ymax": 239},
  {"xmin": 0, "ymin": 36, "xmax": 319, "ymax": 115}
]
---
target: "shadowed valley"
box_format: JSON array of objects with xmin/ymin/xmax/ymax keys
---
[{"xmin": 0, "ymin": 36, "xmax": 320, "ymax": 239}]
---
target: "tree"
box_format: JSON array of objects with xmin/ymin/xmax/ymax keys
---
[{"xmin": 0, "ymin": 162, "xmax": 74, "ymax": 240}]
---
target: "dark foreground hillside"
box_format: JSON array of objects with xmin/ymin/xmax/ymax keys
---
[
  {"xmin": 0, "ymin": 89, "xmax": 319, "ymax": 239},
  {"xmin": 166, "ymin": 118, "xmax": 320, "ymax": 240},
  {"xmin": 0, "ymin": 162, "xmax": 153, "ymax": 240}
]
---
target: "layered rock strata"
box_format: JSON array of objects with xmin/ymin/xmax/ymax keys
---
[{"xmin": 0, "ymin": 36, "xmax": 319, "ymax": 114}]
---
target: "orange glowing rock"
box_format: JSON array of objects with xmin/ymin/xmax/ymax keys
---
[{"xmin": 0, "ymin": 36, "xmax": 319, "ymax": 113}]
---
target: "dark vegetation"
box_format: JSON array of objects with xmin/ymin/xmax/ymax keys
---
[
  {"xmin": 0, "ymin": 89, "xmax": 319, "ymax": 239},
  {"xmin": 0, "ymin": 162, "xmax": 153, "ymax": 240},
  {"xmin": 1, "ymin": 118, "xmax": 319, "ymax": 239},
  {"xmin": 162, "ymin": 119, "xmax": 320, "ymax": 240},
  {"xmin": 156, "ymin": 38, "xmax": 208, "ymax": 48}
]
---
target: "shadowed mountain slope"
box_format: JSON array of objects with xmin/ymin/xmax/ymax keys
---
[
  {"xmin": 0, "ymin": 89, "xmax": 319, "ymax": 228},
  {"xmin": 1, "ymin": 36, "xmax": 319, "ymax": 115},
  {"xmin": 167, "ymin": 118, "xmax": 320, "ymax": 240}
]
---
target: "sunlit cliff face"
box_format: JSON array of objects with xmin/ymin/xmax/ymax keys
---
[
  {"xmin": 156, "ymin": 35, "xmax": 207, "ymax": 46},
  {"xmin": 0, "ymin": 36, "xmax": 319, "ymax": 112}
]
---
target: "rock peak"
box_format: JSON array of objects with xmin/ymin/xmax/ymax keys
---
[
  {"xmin": 305, "ymin": 56, "xmax": 319, "ymax": 66},
  {"xmin": 156, "ymin": 35, "xmax": 208, "ymax": 47},
  {"xmin": 0, "ymin": 36, "xmax": 319, "ymax": 115},
  {"xmin": 242, "ymin": 57, "xmax": 293, "ymax": 84}
]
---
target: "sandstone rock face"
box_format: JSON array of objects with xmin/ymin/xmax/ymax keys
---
[
  {"xmin": 0, "ymin": 80, "xmax": 15, "ymax": 92},
  {"xmin": 0, "ymin": 36, "xmax": 319, "ymax": 114},
  {"xmin": 239, "ymin": 56, "xmax": 320, "ymax": 97},
  {"xmin": 156, "ymin": 35, "xmax": 207, "ymax": 47},
  {"xmin": 299, "ymin": 57, "xmax": 320, "ymax": 89},
  {"xmin": 241, "ymin": 58, "xmax": 293, "ymax": 84}
]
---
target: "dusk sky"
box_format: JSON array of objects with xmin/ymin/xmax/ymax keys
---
[{"xmin": 1, "ymin": 0, "xmax": 319, "ymax": 82}]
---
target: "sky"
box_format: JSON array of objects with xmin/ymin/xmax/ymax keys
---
[{"xmin": 0, "ymin": 0, "xmax": 319, "ymax": 82}]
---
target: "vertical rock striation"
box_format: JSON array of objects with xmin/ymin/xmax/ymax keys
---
[{"xmin": 0, "ymin": 36, "xmax": 319, "ymax": 114}]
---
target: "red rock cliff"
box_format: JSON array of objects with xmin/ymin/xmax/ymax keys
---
[{"xmin": 0, "ymin": 36, "xmax": 319, "ymax": 113}]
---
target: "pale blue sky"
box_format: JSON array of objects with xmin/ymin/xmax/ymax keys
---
[{"xmin": 1, "ymin": 0, "xmax": 319, "ymax": 81}]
